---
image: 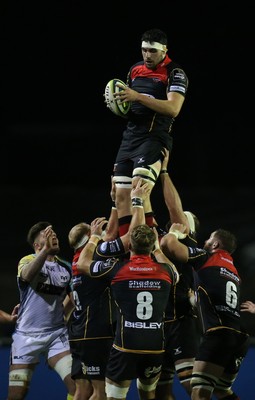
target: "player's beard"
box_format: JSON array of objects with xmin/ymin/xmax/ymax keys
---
[{"xmin": 49, "ymin": 245, "xmax": 60, "ymax": 255}]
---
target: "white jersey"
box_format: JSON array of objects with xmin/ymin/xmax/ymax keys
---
[{"xmin": 15, "ymin": 254, "xmax": 72, "ymax": 334}]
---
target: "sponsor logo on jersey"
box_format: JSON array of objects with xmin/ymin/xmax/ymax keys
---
[
  {"xmin": 144, "ymin": 365, "xmax": 162, "ymax": 377},
  {"xmin": 220, "ymin": 267, "xmax": 239, "ymax": 282},
  {"xmin": 81, "ymin": 362, "xmax": 100, "ymax": 375},
  {"xmin": 125, "ymin": 321, "xmax": 162, "ymax": 329},
  {"xmin": 129, "ymin": 280, "xmax": 162, "ymax": 289},
  {"xmin": 129, "ymin": 267, "xmax": 153, "ymax": 271}
]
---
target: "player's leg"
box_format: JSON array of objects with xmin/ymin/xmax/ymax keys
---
[
  {"xmin": 47, "ymin": 329, "xmax": 76, "ymax": 398},
  {"xmin": 113, "ymin": 159, "xmax": 133, "ymax": 236},
  {"xmin": 213, "ymin": 335, "xmax": 249, "ymax": 400},
  {"xmin": 137, "ymin": 373, "xmax": 161, "ymax": 400},
  {"xmin": 8, "ymin": 363, "xmax": 36, "ymax": 400},
  {"xmin": 7, "ymin": 331, "xmax": 39, "ymax": 400},
  {"xmin": 73, "ymin": 378, "xmax": 93, "ymax": 400},
  {"xmin": 105, "ymin": 378, "xmax": 131, "ymax": 400},
  {"xmin": 49, "ymin": 350, "xmax": 76, "ymax": 398},
  {"xmin": 155, "ymin": 365, "xmax": 176, "ymax": 400},
  {"xmin": 191, "ymin": 359, "xmax": 224, "ymax": 400}
]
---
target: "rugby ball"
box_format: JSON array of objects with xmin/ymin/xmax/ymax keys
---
[{"xmin": 104, "ymin": 78, "xmax": 130, "ymax": 118}]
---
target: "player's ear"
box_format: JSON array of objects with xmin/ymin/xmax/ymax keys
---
[
  {"xmin": 33, "ymin": 242, "xmax": 41, "ymax": 251},
  {"xmin": 212, "ymin": 240, "xmax": 219, "ymax": 249}
]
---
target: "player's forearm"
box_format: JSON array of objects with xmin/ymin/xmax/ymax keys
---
[
  {"xmin": 20, "ymin": 248, "xmax": 48, "ymax": 282},
  {"xmin": 135, "ymin": 92, "xmax": 182, "ymax": 118}
]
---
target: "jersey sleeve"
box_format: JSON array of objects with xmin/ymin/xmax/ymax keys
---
[
  {"xmin": 187, "ymin": 247, "xmax": 209, "ymax": 270},
  {"xmin": 168, "ymin": 67, "xmax": 189, "ymax": 96},
  {"xmin": 17, "ymin": 254, "xmax": 35, "ymax": 277},
  {"xmin": 95, "ymin": 238, "xmax": 126, "ymax": 260},
  {"xmin": 90, "ymin": 257, "xmax": 119, "ymax": 278}
]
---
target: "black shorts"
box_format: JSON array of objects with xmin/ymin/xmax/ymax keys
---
[
  {"xmin": 162, "ymin": 314, "xmax": 199, "ymax": 371},
  {"xmin": 70, "ymin": 338, "xmax": 113, "ymax": 380},
  {"xmin": 196, "ymin": 329, "xmax": 249, "ymax": 372},
  {"xmin": 114, "ymin": 137, "xmax": 172, "ymax": 178},
  {"xmin": 105, "ymin": 347, "xmax": 163, "ymax": 382}
]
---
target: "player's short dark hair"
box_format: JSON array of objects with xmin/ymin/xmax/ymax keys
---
[
  {"xmin": 27, "ymin": 221, "xmax": 52, "ymax": 248},
  {"xmin": 130, "ymin": 224, "xmax": 156, "ymax": 255},
  {"xmin": 141, "ymin": 28, "xmax": 168, "ymax": 46},
  {"xmin": 214, "ymin": 229, "xmax": 237, "ymax": 254}
]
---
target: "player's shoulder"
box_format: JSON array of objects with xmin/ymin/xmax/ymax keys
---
[
  {"xmin": 18, "ymin": 253, "xmax": 35, "ymax": 266},
  {"xmin": 17, "ymin": 254, "xmax": 35, "ymax": 276},
  {"xmin": 129, "ymin": 60, "xmax": 145, "ymax": 75}
]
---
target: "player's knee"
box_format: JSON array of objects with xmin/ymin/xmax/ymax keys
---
[
  {"xmin": 9, "ymin": 368, "xmax": 33, "ymax": 389},
  {"xmin": 105, "ymin": 381, "xmax": 129, "ymax": 398},
  {"xmin": 53, "ymin": 354, "xmax": 72, "ymax": 381}
]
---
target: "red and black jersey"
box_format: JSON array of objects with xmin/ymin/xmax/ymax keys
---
[
  {"xmin": 114, "ymin": 55, "xmax": 188, "ymax": 177},
  {"xmin": 89, "ymin": 254, "xmax": 177, "ymax": 354},
  {"xmin": 68, "ymin": 249, "xmax": 116, "ymax": 341},
  {"xmin": 124, "ymin": 55, "xmax": 188, "ymax": 140},
  {"xmin": 164, "ymin": 234, "xmax": 197, "ymax": 321},
  {"xmin": 187, "ymin": 247, "xmax": 243, "ymax": 333}
]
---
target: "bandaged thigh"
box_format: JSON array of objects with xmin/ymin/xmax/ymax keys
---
[
  {"xmin": 175, "ymin": 360, "xmax": 194, "ymax": 383},
  {"xmin": 54, "ymin": 354, "xmax": 72, "ymax": 380},
  {"xmin": 132, "ymin": 162, "xmax": 160, "ymax": 187},
  {"xmin": 112, "ymin": 175, "xmax": 132, "ymax": 189},
  {"xmin": 191, "ymin": 371, "xmax": 217, "ymax": 395},
  {"xmin": 214, "ymin": 373, "xmax": 236, "ymax": 393},
  {"xmin": 9, "ymin": 368, "xmax": 33, "ymax": 388},
  {"xmin": 137, "ymin": 375, "xmax": 160, "ymax": 391},
  {"xmin": 105, "ymin": 382, "xmax": 129, "ymax": 398}
]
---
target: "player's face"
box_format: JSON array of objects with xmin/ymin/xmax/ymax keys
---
[
  {"xmin": 34, "ymin": 229, "xmax": 60, "ymax": 254},
  {"xmin": 203, "ymin": 231, "xmax": 217, "ymax": 252},
  {"xmin": 142, "ymin": 48, "xmax": 166, "ymax": 69}
]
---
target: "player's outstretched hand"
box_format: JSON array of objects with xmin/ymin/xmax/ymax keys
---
[
  {"xmin": 131, "ymin": 178, "xmax": 150, "ymax": 201},
  {"xmin": 240, "ymin": 300, "xmax": 255, "ymax": 314}
]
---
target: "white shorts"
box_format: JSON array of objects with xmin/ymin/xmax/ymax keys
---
[{"xmin": 11, "ymin": 326, "xmax": 70, "ymax": 365}]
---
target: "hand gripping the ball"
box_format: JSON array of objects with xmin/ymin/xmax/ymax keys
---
[{"xmin": 104, "ymin": 78, "xmax": 131, "ymax": 118}]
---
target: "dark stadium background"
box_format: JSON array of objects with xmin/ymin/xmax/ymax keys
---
[{"xmin": 1, "ymin": 0, "xmax": 255, "ymax": 345}]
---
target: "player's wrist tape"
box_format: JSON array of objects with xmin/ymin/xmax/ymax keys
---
[
  {"xmin": 90, "ymin": 234, "xmax": 101, "ymax": 240},
  {"xmin": 153, "ymin": 248, "xmax": 162, "ymax": 255},
  {"xmin": 168, "ymin": 231, "xmax": 179, "ymax": 239},
  {"xmin": 154, "ymin": 240, "xmax": 160, "ymax": 250},
  {"xmin": 168, "ymin": 229, "xmax": 187, "ymax": 240},
  {"xmin": 132, "ymin": 197, "xmax": 143, "ymax": 207},
  {"xmin": 112, "ymin": 200, "xmax": 116, "ymax": 209},
  {"xmin": 160, "ymin": 169, "xmax": 168, "ymax": 174},
  {"xmin": 88, "ymin": 240, "xmax": 97, "ymax": 246}
]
